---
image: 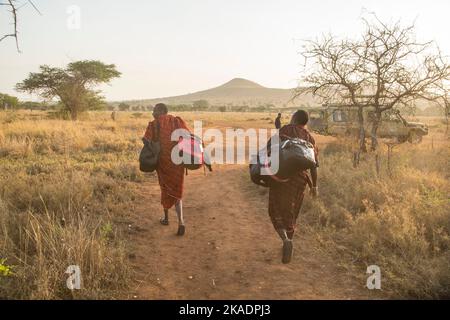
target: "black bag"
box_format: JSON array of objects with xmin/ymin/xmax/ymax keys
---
[
  {"xmin": 139, "ymin": 121, "xmax": 160, "ymax": 173},
  {"xmin": 249, "ymin": 136, "xmax": 316, "ymax": 185},
  {"xmin": 249, "ymin": 154, "xmax": 270, "ymax": 187},
  {"xmin": 276, "ymin": 138, "xmax": 316, "ymax": 179}
]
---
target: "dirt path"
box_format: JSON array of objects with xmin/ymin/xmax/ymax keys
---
[{"xmin": 127, "ymin": 161, "xmax": 377, "ymax": 300}]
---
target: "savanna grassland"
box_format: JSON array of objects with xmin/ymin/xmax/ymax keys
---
[
  {"xmin": 298, "ymin": 118, "xmax": 450, "ymax": 298},
  {"xmin": 0, "ymin": 110, "xmax": 282, "ymax": 299},
  {"xmin": 0, "ymin": 110, "xmax": 449, "ymax": 299}
]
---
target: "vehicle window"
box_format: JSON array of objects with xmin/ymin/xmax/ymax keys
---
[
  {"xmin": 332, "ymin": 110, "xmax": 348, "ymax": 122},
  {"xmin": 309, "ymin": 111, "xmax": 324, "ymax": 119}
]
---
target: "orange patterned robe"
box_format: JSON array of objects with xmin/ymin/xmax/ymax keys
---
[{"xmin": 144, "ymin": 114, "xmax": 190, "ymax": 209}]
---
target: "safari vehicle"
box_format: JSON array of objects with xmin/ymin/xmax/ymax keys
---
[{"xmin": 307, "ymin": 105, "xmax": 428, "ymax": 143}]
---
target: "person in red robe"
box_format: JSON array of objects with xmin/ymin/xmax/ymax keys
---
[
  {"xmin": 144, "ymin": 103, "xmax": 190, "ymax": 236},
  {"xmin": 268, "ymin": 110, "xmax": 319, "ymax": 263}
]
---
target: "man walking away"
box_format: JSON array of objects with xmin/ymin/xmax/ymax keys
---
[
  {"xmin": 275, "ymin": 113, "xmax": 282, "ymax": 129},
  {"xmin": 268, "ymin": 110, "xmax": 319, "ymax": 263},
  {"xmin": 143, "ymin": 103, "xmax": 189, "ymax": 236}
]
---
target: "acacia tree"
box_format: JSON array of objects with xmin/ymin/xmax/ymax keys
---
[
  {"xmin": 296, "ymin": 15, "xmax": 450, "ymax": 151},
  {"xmin": 16, "ymin": 60, "xmax": 121, "ymax": 120}
]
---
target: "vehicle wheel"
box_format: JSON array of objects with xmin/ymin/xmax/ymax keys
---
[{"xmin": 397, "ymin": 135, "xmax": 408, "ymax": 143}]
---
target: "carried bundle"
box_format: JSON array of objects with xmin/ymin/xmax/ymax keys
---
[
  {"xmin": 276, "ymin": 138, "xmax": 316, "ymax": 179},
  {"xmin": 176, "ymin": 133, "xmax": 212, "ymax": 172},
  {"xmin": 139, "ymin": 121, "xmax": 160, "ymax": 173},
  {"xmin": 249, "ymin": 136, "xmax": 315, "ymax": 186}
]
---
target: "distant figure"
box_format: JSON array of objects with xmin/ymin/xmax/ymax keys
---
[
  {"xmin": 275, "ymin": 113, "xmax": 282, "ymax": 129},
  {"xmin": 268, "ymin": 110, "xmax": 319, "ymax": 264},
  {"xmin": 111, "ymin": 111, "xmax": 116, "ymax": 121},
  {"xmin": 143, "ymin": 103, "xmax": 190, "ymax": 236}
]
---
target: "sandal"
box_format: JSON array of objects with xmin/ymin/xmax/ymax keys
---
[
  {"xmin": 159, "ymin": 217, "xmax": 169, "ymax": 226},
  {"xmin": 177, "ymin": 224, "xmax": 185, "ymax": 236}
]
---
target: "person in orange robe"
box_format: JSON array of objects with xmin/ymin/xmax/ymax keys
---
[{"xmin": 144, "ymin": 103, "xmax": 190, "ymax": 236}]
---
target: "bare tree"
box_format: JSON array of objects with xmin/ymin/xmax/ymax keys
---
[
  {"xmin": 0, "ymin": 0, "xmax": 40, "ymax": 52},
  {"xmin": 358, "ymin": 16, "xmax": 449, "ymax": 150},
  {"xmin": 296, "ymin": 35, "xmax": 371, "ymax": 152},
  {"xmin": 435, "ymin": 93, "xmax": 450, "ymax": 134},
  {"xmin": 445, "ymin": 97, "xmax": 450, "ymax": 134},
  {"xmin": 296, "ymin": 15, "xmax": 450, "ymax": 151}
]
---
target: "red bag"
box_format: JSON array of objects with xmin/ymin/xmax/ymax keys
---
[{"xmin": 178, "ymin": 134, "xmax": 212, "ymax": 171}]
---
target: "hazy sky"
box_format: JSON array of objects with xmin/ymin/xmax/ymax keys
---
[{"xmin": 1, "ymin": 0, "xmax": 449, "ymax": 101}]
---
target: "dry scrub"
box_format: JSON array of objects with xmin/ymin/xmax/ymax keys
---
[
  {"xmin": 299, "ymin": 130, "xmax": 450, "ymax": 298},
  {"xmin": 1, "ymin": 110, "xmax": 448, "ymax": 299},
  {"xmin": 0, "ymin": 111, "xmax": 145, "ymax": 299}
]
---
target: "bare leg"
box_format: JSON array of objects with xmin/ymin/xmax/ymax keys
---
[
  {"xmin": 287, "ymin": 230, "xmax": 294, "ymax": 240},
  {"xmin": 160, "ymin": 208, "xmax": 169, "ymax": 225},
  {"xmin": 276, "ymin": 228, "xmax": 288, "ymax": 241},
  {"xmin": 276, "ymin": 228, "xmax": 293, "ymax": 264},
  {"xmin": 175, "ymin": 200, "xmax": 185, "ymax": 236},
  {"xmin": 175, "ymin": 200, "xmax": 184, "ymax": 225}
]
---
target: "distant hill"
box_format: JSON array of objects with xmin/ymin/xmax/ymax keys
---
[{"xmin": 115, "ymin": 78, "xmax": 317, "ymax": 109}]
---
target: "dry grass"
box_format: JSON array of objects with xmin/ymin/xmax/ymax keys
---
[
  {"xmin": 1, "ymin": 110, "xmax": 448, "ymax": 299},
  {"xmin": 0, "ymin": 110, "xmax": 144, "ymax": 299},
  {"xmin": 299, "ymin": 128, "xmax": 450, "ymax": 298},
  {"xmin": 0, "ymin": 110, "xmax": 285, "ymax": 299},
  {"xmin": 232, "ymin": 113, "xmax": 449, "ymax": 298}
]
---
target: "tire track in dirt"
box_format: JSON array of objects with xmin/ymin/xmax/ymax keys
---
[{"xmin": 128, "ymin": 164, "xmax": 377, "ymax": 299}]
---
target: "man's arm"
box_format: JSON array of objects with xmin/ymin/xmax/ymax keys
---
[{"xmin": 309, "ymin": 134, "xmax": 319, "ymax": 197}]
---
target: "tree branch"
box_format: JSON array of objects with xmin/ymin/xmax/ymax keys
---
[{"xmin": 0, "ymin": 0, "xmax": 41, "ymax": 52}]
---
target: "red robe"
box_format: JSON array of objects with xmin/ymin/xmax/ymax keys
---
[{"xmin": 144, "ymin": 114, "xmax": 190, "ymax": 209}]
